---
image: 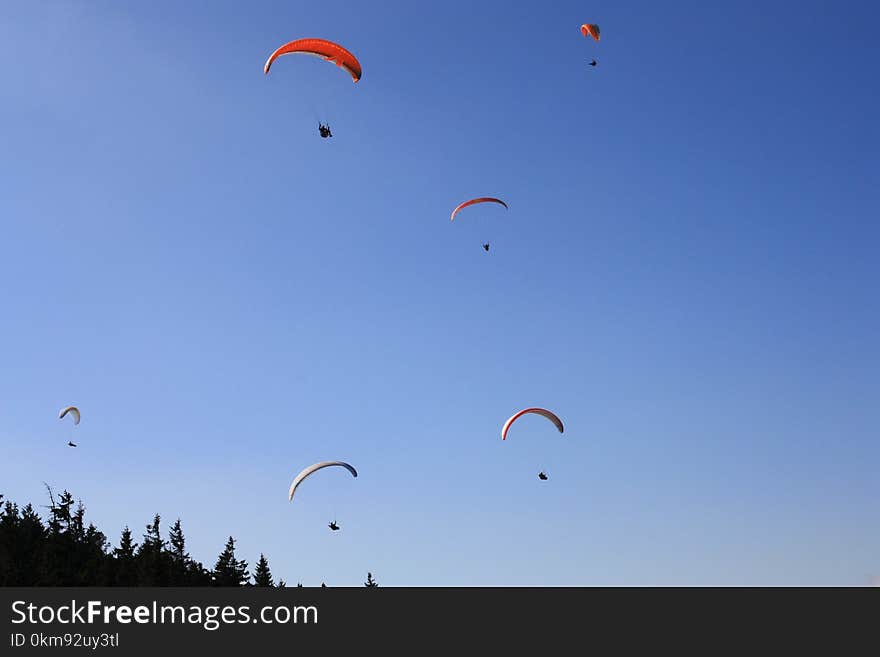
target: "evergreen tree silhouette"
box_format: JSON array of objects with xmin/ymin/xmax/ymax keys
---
[
  {"xmin": 168, "ymin": 519, "xmax": 190, "ymax": 585},
  {"xmin": 169, "ymin": 519, "xmax": 187, "ymax": 563},
  {"xmin": 43, "ymin": 489, "xmax": 78, "ymax": 584},
  {"xmin": 78, "ymin": 513, "xmax": 110, "ymax": 585},
  {"xmin": 32, "ymin": 487, "xmax": 109, "ymax": 585},
  {"xmin": 1, "ymin": 501, "xmax": 47, "ymax": 585},
  {"xmin": 186, "ymin": 558, "xmax": 213, "ymax": 586},
  {"xmin": 113, "ymin": 526, "xmax": 138, "ymax": 586},
  {"xmin": 166, "ymin": 520, "xmax": 212, "ymax": 586},
  {"xmin": 253, "ymin": 554, "xmax": 274, "ymax": 586},
  {"xmin": 137, "ymin": 514, "xmax": 170, "ymax": 585},
  {"xmin": 0, "ymin": 489, "xmax": 275, "ymax": 588},
  {"xmin": 212, "ymin": 536, "xmax": 249, "ymax": 586}
]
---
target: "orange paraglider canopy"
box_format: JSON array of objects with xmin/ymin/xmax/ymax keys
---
[
  {"xmin": 450, "ymin": 197, "xmax": 508, "ymax": 222},
  {"xmin": 264, "ymin": 38, "xmax": 362, "ymax": 82},
  {"xmin": 580, "ymin": 24, "xmax": 600, "ymax": 41}
]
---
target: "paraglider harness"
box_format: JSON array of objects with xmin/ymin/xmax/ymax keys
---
[{"xmin": 319, "ymin": 123, "xmax": 333, "ymax": 138}]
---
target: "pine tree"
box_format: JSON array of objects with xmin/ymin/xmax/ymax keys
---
[
  {"xmin": 169, "ymin": 519, "xmax": 187, "ymax": 563},
  {"xmin": 212, "ymin": 536, "xmax": 249, "ymax": 586},
  {"xmin": 113, "ymin": 526, "xmax": 138, "ymax": 586},
  {"xmin": 45, "ymin": 488, "xmax": 74, "ymax": 536},
  {"xmin": 0, "ymin": 501, "xmax": 24, "ymax": 585},
  {"xmin": 137, "ymin": 514, "xmax": 169, "ymax": 585},
  {"xmin": 166, "ymin": 520, "xmax": 212, "ymax": 585},
  {"xmin": 365, "ymin": 572, "xmax": 378, "ymax": 587},
  {"xmin": 0, "ymin": 490, "xmax": 273, "ymax": 588},
  {"xmin": 115, "ymin": 527, "xmax": 137, "ymax": 559},
  {"xmin": 43, "ymin": 489, "xmax": 77, "ymax": 584},
  {"xmin": 35, "ymin": 490, "xmax": 109, "ymax": 585},
  {"xmin": 167, "ymin": 519, "xmax": 190, "ymax": 585},
  {"xmin": 71, "ymin": 503, "xmax": 86, "ymax": 541},
  {"xmin": 3, "ymin": 504, "xmax": 46, "ymax": 586},
  {"xmin": 253, "ymin": 554, "xmax": 274, "ymax": 587},
  {"xmin": 141, "ymin": 515, "xmax": 164, "ymax": 552},
  {"xmin": 80, "ymin": 521, "xmax": 109, "ymax": 585},
  {"xmin": 186, "ymin": 557, "xmax": 213, "ymax": 586}
]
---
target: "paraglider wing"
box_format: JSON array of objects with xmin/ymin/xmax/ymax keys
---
[
  {"xmin": 501, "ymin": 408, "xmax": 564, "ymax": 440},
  {"xmin": 59, "ymin": 406, "xmax": 80, "ymax": 426},
  {"xmin": 580, "ymin": 24, "xmax": 601, "ymax": 41},
  {"xmin": 450, "ymin": 197, "xmax": 508, "ymax": 222},
  {"xmin": 264, "ymin": 38, "xmax": 362, "ymax": 82},
  {"xmin": 288, "ymin": 461, "xmax": 358, "ymax": 502}
]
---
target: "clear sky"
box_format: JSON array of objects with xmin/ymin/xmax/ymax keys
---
[{"xmin": 1, "ymin": 0, "xmax": 877, "ymax": 586}]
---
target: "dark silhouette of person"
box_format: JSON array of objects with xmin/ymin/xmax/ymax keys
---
[
  {"xmin": 328, "ymin": 521, "xmax": 340, "ymax": 531},
  {"xmin": 67, "ymin": 441, "xmax": 77, "ymax": 448},
  {"xmin": 482, "ymin": 243, "xmax": 490, "ymax": 252},
  {"xmin": 538, "ymin": 471, "xmax": 548, "ymax": 480},
  {"xmin": 319, "ymin": 123, "xmax": 332, "ymax": 138},
  {"xmin": 588, "ymin": 59, "xmax": 598, "ymax": 67}
]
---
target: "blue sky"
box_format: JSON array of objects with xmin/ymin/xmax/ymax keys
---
[{"xmin": 1, "ymin": 0, "xmax": 877, "ymax": 585}]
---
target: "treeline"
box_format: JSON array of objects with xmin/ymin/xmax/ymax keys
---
[{"xmin": 0, "ymin": 488, "xmax": 376, "ymax": 587}]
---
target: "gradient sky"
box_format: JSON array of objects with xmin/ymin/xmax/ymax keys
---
[{"xmin": 1, "ymin": 0, "xmax": 877, "ymax": 586}]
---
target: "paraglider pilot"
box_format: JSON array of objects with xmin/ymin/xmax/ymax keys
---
[
  {"xmin": 538, "ymin": 471, "xmax": 548, "ymax": 481},
  {"xmin": 319, "ymin": 123, "xmax": 332, "ymax": 138},
  {"xmin": 328, "ymin": 521, "xmax": 340, "ymax": 531},
  {"xmin": 482, "ymin": 243, "xmax": 490, "ymax": 252}
]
